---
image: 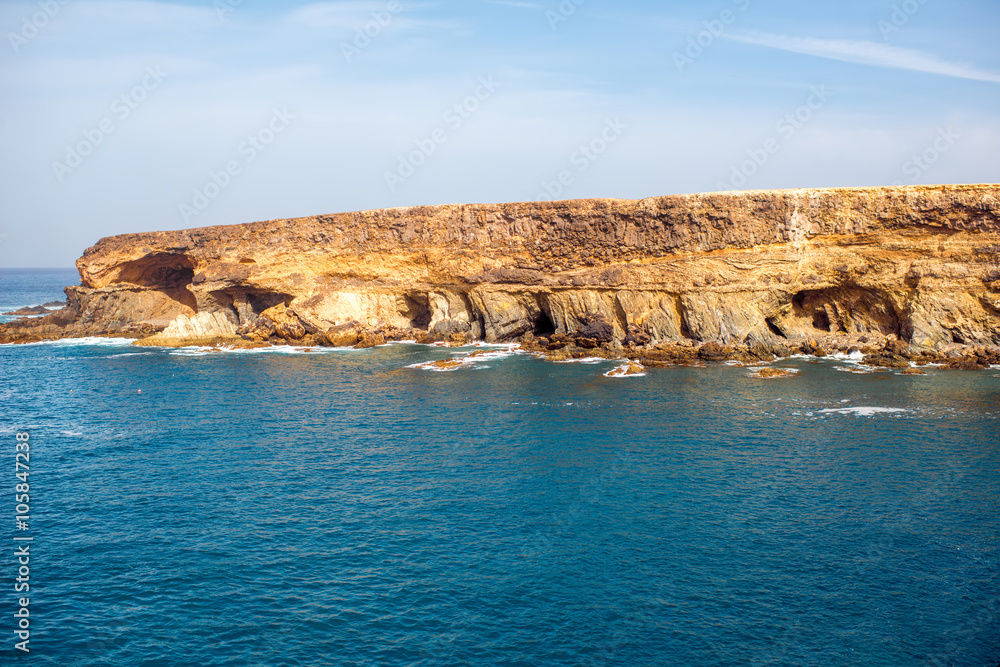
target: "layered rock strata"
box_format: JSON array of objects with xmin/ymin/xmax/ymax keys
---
[{"xmin": 3, "ymin": 185, "xmax": 999, "ymax": 365}]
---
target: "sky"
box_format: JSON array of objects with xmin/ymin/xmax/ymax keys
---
[{"xmin": 0, "ymin": 0, "xmax": 998, "ymax": 267}]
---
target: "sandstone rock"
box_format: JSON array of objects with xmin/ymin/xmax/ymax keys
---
[
  {"xmin": 698, "ymin": 342, "xmax": 729, "ymax": 361},
  {"xmin": 429, "ymin": 359, "xmax": 465, "ymax": 370},
  {"xmin": 946, "ymin": 359, "xmax": 987, "ymax": 371},
  {"xmin": 753, "ymin": 368, "xmax": 796, "ymax": 379},
  {"xmin": 623, "ymin": 362, "xmax": 645, "ymax": 375},
  {"xmin": 2, "ymin": 185, "xmax": 999, "ymax": 361}
]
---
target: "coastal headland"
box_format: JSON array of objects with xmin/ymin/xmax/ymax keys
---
[{"xmin": 4, "ymin": 184, "xmax": 1000, "ymax": 369}]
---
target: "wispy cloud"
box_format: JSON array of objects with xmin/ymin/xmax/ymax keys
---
[
  {"xmin": 481, "ymin": 0, "xmax": 543, "ymax": 9},
  {"xmin": 288, "ymin": 2, "xmax": 451, "ymax": 31},
  {"xmin": 728, "ymin": 32, "xmax": 1000, "ymax": 84},
  {"xmin": 70, "ymin": 0, "xmax": 219, "ymax": 25}
]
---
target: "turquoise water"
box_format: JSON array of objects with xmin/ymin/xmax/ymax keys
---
[{"xmin": 2, "ymin": 276, "xmax": 999, "ymax": 666}]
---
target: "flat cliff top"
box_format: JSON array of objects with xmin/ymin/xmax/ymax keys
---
[{"xmin": 78, "ymin": 184, "xmax": 1000, "ymax": 288}]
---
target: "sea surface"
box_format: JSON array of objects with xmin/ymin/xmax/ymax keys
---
[
  {"xmin": 2, "ymin": 271, "xmax": 999, "ymax": 666},
  {"xmin": 0, "ymin": 269, "xmax": 79, "ymax": 324}
]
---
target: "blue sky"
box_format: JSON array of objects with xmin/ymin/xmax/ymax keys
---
[{"xmin": 0, "ymin": 0, "xmax": 997, "ymax": 267}]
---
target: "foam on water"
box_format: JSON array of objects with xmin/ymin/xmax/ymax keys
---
[
  {"xmin": 829, "ymin": 350, "xmax": 866, "ymax": 362},
  {"xmin": 2, "ymin": 336, "xmax": 138, "ymax": 348},
  {"xmin": 603, "ymin": 362, "xmax": 647, "ymax": 378},
  {"xmin": 408, "ymin": 347, "xmax": 522, "ymax": 371},
  {"xmin": 818, "ymin": 406, "xmax": 909, "ymax": 416}
]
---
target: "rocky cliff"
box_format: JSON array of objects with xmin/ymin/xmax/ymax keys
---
[{"xmin": 4, "ymin": 185, "xmax": 1000, "ymax": 364}]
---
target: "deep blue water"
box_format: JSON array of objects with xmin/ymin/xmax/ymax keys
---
[{"xmin": 2, "ymin": 274, "xmax": 999, "ymax": 666}]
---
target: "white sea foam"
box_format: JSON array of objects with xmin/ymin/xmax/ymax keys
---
[
  {"xmin": 168, "ymin": 347, "xmax": 215, "ymax": 357},
  {"xmin": 829, "ymin": 350, "xmax": 865, "ymax": 362},
  {"xmin": 407, "ymin": 359, "xmax": 471, "ymax": 372},
  {"xmin": 832, "ymin": 365, "xmax": 883, "ymax": 374},
  {"xmin": 408, "ymin": 347, "xmax": 522, "ymax": 371},
  {"xmin": 221, "ymin": 345, "xmax": 359, "ymax": 355},
  {"xmin": 2, "ymin": 336, "xmax": 137, "ymax": 348},
  {"xmin": 603, "ymin": 362, "xmax": 647, "ymax": 378},
  {"xmin": 554, "ymin": 357, "xmax": 608, "ymax": 365},
  {"xmin": 818, "ymin": 407, "xmax": 908, "ymax": 416}
]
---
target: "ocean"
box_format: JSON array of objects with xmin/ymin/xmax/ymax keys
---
[
  {"xmin": 0, "ymin": 269, "xmax": 79, "ymax": 324},
  {"xmin": 1, "ymin": 271, "xmax": 998, "ymax": 666}
]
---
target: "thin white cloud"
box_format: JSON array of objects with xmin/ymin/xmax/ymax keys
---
[
  {"xmin": 287, "ymin": 2, "xmax": 453, "ymax": 31},
  {"xmin": 481, "ymin": 0, "xmax": 544, "ymax": 9},
  {"xmin": 728, "ymin": 32, "xmax": 1000, "ymax": 84},
  {"xmin": 70, "ymin": 0, "xmax": 218, "ymax": 25}
]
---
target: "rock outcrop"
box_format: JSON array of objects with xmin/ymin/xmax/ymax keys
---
[{"xmin": 3, "ymin": 185, "xmax": 999, "ymax": 363}]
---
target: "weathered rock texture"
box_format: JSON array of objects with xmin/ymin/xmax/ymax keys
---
[{"xmin": 4, "ymin": 185, "xmax": 1000, "ymax": 358}]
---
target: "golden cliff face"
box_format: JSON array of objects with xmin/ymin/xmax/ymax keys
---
[{"xmin": 6, "ymin": 184, "xmax": 1000, "ymax": 354}]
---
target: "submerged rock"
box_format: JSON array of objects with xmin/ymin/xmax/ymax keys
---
[{"xmin": 3, "ymin": 306, "xmax": 49, "ymax": 316}]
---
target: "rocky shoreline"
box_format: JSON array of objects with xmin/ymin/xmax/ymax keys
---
[
  {"xmin": 4, "ymin": 311, "xmax": 997, "ymax": 372},
  {"xmin": 2, "ymin": 185, "xmax": 998, "ymax": 367}
]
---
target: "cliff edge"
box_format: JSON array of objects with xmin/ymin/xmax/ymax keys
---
[{"xmin": 4, "ymin": 184, "xmax": 1000, "ymax": 365}]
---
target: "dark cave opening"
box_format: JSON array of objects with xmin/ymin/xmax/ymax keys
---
[
  {"xmin": 812, "ymin": 309, "xmax": 831, "ymax": 332},
  {"xmin": 765, "ymin": 317, "xmax": 787, "ymax": 338},
  {"xmin": 534, "ymin": 308, "xmax": 556, "ymax": 336},
  {"xmin": 404, "ymin": 294, "xmax": 433, "ymax": 330},
  {"xmin": 113, "ymin": 253, "xmax": 195, "ymax": 290},
  {"xmin": 247, "ymin": 291, "xmax": 291, "ymax": 315}
]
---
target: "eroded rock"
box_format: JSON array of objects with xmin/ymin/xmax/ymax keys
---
[{"xmin": 2, "ymin": 185, "xmax": 998, "ymax": 366}]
